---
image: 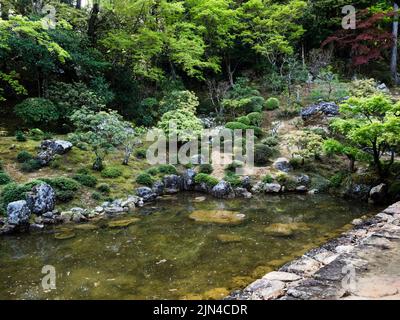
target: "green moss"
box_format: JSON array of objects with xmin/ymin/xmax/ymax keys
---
[
  {"xmin": 0, "ymin": 172, "xmax": 12, "ymax": 185},
  {"xmin": 262, "ymin": 174, "xmax": 273, "ymax": 184},
  {"xmin": 198, "ymin": 164, "xmax": 213, "ymax": 174},
  {"xmin": 16, "ymin": 150, "xmax": 33, "ymax": 163},
  {"xmin": 136, "ymin": 173, "xmax": 155, "ymax": 187},
  {"xmin": 157, "ymin": 164, "xmax": 177, "ymax": 175},
  {"xmin": 101, "ymin": 166, "xmax": 123, "ymax": 179},
  {"xmin": 194, "ymin": 173, "xmax": 219, "ymax": 187},
  {"xmin": 73, "ymin": 174, "xmax": 98, "ymax": 187}
]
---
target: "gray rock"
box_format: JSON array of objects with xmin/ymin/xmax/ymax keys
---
[
  {"xmin": 262, "ymin": 271, "xmax": 301, "ymax": 282},
  {"xmin": 369, "ymin": 183, "xmax": 387, "ymax": 204},
  {"xmin": 241, "ymin": 176, "xmax": 252, "ymax": 190},
  {"xmin": 37, "ymin": 140, "xmax": 72, "ymax": 166},
  {"xmin": 264, "ymin": 183, "xmax": 282, "ymax": 193},
  {"xmin": 121, "ymin": 196, "xmax": 141, "ymax": 210},
  {"xmin": 152, "ymin": 181, "xmax": 164, "ymax": 196},
  {"xmin": 250, "ymin": 280, "xmax": 286, "ymax": 300},
  {"xmin": 234, "ymin": 187, "xmax": 252, "ymax": 199},
  {"xmin": 377, "ymin": 83, "xmax": 389, "ymax": 93},
  {"xmin": 273, "ymin": 158, "xmax": 292, "ymax": 173},
  {"xmin": 136, "ymin": 187, "xmax": 157, "ymax": 202},
  {"xmin": 344, "ymin": 183, "xmax": 371, "ymax": 201},
  {"xmin": 7, "ymin": 200, "xmax": 31, "ymax": 226},
  {"xmin": 251, "ymin": 182, "xmax": 265, "ymax": 194},
  {"xmin": 104, "ymin": 206, "xmax": 125, "ymax": 216},
  {"xmin": 301, "ymin": 102, "xmax": 339, "ymax": 121},
  {"xmin": 72, "ymin": 212, "xmax": 88, "ymax": 223},
  {"xmin": 163, "ymin": 175, "xmax": 182, "ymax": 194},
  {"xmin": 182, "ymin": 169, "xmax": 196, "ymax": 191},
  {"xmin": 26, "ymin": 183, "xmax": 56, "ymax": 215},
  {"xmin": 211, "ymin": 180, "xmax": 235, "ymax": 199},
  {"xmin": 296, "ymin": 186, "xmax": 308, "ymax": 193},
  {"xmin": 295, "ymin": 174, "xmax": 310, "ymax": 186}
]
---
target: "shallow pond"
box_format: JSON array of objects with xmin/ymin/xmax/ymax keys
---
[{"xmin": 0, "ymin": 193, "xmax": 378, "ymax": 300}]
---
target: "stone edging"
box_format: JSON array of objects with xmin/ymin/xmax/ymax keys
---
[{"xmin": 227, "ymin": 201, "xmax": 400, "ymax": 300}]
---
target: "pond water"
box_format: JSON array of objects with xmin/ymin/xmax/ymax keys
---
[{"xmin": 0, "ymin": 193, "xmax": 378, "ymax": 300}]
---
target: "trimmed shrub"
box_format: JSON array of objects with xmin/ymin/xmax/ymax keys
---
[
  {"xmin": 28, "ymin": 128, "xmax": 44, "ymax": 141},
  {"xmin": 265, "ymin": 97, "xmax": 280, "ymax": 110},
  {"xmin": 17, "ymin": 150, "xmax": 33, "ymax": 163},
  {"xmin": 146, "ymin": 167, "xmax": 159, "ymax": 176},
  {"xmin": 194, "ymin": 173, "xmax": 219, "ymax": 187},
  {"xmin": 15, "ymin": 98, "xmax": 59, "ymax": 126},
  {"xmin": 41, "ymin": 177, "xmax": 80, "ymax": 202},
  {"xmin": 73, "ymin": 174, "xmax": 98, "ymax": 187},
  {"xmin": 254, "ymin": 144, "xmax": 274, "ymax": 165},
  {"xmin": 15, "ymin": 131, "xmax": 27, "ymax": 142},
  {"xmin": 261, "ymin": 136, "xmax": 279, "ymax": 147},
  {"xmin": 247, "ymin": 112, "xmax": 263, "ymax": 127},
  {"xmin": 101, "ymin": 166, "xmax": 123, "ymax": 179},
  {"xmin": 91, "ymin": 191, "xmax": 102, "ymax": 201},
  {"xmin": 198, "ymin": 164, "xmax": 213, "ymax": 174},
  {"xmin": 136, "ymin": 173, "xmax": 155, "ymax": 187},
  {"xmin": 134, "ymin": 147, "xmax": 147, "ymax": 159},
  {"xmin": 225, "ymin": 122, "xmax": 249, "ymax": 131},
  {"xmin": 157, "ymin": 164, "xmax": 177, "ymax": 175},
  {"xmin": 0, "ymin": 172, "xmax": 12, "ymax": 185},
  {"xmin": 97, "ymin": 183, "xmax": 111, "ymax": 194},
  {"xmin": 225, "ymin": 160, "xmax": 244, "ymax": 172},
  {"xmin": 21, "ymin": 159, "xmax": 42, "ymax": 172},
  {"xmin": 262, "ymin": 174, "xmax": 274, "ymax": 184},
  {"xmin": 224, "ymin": 172, "xmax": 242, "ymax": 187},
  {"xmin": 236, "ymin": 116, "xmax": 251, "ymax": 125},
  {"xmin": 289, "ymin": 157, "xmax": 303, "ymax": 169}
]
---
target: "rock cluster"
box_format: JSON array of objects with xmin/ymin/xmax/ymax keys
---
[
  {"xmin": 36, "ymin": 140, "xmax": 73, "ymax": 166},
  {"xmin": 301, "ymin": 102, "xmax": 340, "ymax": 122}
]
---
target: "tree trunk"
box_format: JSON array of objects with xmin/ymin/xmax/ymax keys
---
[
  {"xmin": 391, "ymin": 2, "xmax": 399, "ymax": 84},
  {"xmin": 88, "ymin": 2, "xmax": 100, "ymax": 45},
  {"xmin": 76, "ymin": 0, "xmax": 82, "ymax": 9},
  {"xmin": 122, "ymin": 148, "xmax": 131, "ymax": 165}
]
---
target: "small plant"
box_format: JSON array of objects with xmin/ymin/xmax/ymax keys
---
[
  {"xmin": 157, "ymin": 164, "xmax": 177, "ymax": 175},
  {"xmin": 16, "ymin": 151, "xmax": 33, "ymax": 163},
  {"xmin": 198, "ymin": 164, "xmax": 213, "ymax": 174},
  {"xmin": 247, "ymin": 112, "xmax": 263, "ymax": 127},
  {"xmin": 28, "ymin": 128, "xmax": 44, "ymax": 141},
  {"xmin": 224, "ymin": 172, "xmax": 242, "ymax": 187},
  {"xmin": 73, "ymin": 174, "xmax": 98, "ymax": 188},
  {"xmin": 97, "ymin": 183, "xmax": 111, "ymax": 194},
  {"xmin": 330, "ymin": 172, "xmax": 346, "ymax": 188},
  {"xmin": 289, "ymin": 157, "xmax": 303, "ymax": 169},
  {"xmin": 194, "ymin": 173, "xmax": 219, "ymax": 187},
  {"xmin": 254, "ymin": 144, "xmax": 274, "ymax": 165},
  {"xmin": 101, "ymin": 166, "xmax": 123, "ymax": 179},
  {"xmin": 261, "ymin": 136, "xmax": 279, "ymax": 147},
  {"xmin": 225, "ymin": 160, "xmax": 244, "ymax": 172},
  {"xmin": 146, "ymin": 167, "xmax": 159, "ymax": 176},
  {"xmin": 262, "ymin": 174, "xmax": 274, "ymax": 184},
  {"xmin": 91, "ymin": 191, "xmax": 102, "ymax": 201},
  {"xmin": 265, "ymin": 97, "xmax": 280, "ymax": 110},
  {"xmin": 0, "ymin": 172, "xmax": 12, "ymax": 185},
  {"xmin": 15, "ymin": 131, "xmax": 27, "ymax": 142},
  {"xmin": 134, "ymin": 147, "xmax": 147, "ymax": 159},
  {"xmin": 76, "ymin": 167, "xmax": 91, "ymax": 175},
  {"xmin": 21, "ymin": 159, "xmax": 42, "ymax": 172},
  {"xmin": 136, "ymin": 173, "xmax": 155, "ymax": 187}
]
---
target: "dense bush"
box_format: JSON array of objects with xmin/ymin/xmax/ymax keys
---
[
  {"xmin": 247, "ymin": 112, "xmax": 263, "ymax": 127},
  {"xmin": 41, "ymin": 177, "xmax": 80, "ymax": 202},
  {"xmin": 225, "ymin": 160, "xmax": 244, "ymax": 172},
  {"xmin": 15, "ymin": 98, "xmax": 59, "ymax": 126},
  {"xmin": 97, "ymin": 183, "xmax": 111, "ymax": 194},
  {"xmin": 101, "ymin": 166, "xmax": 123, "ymax": 179},
  {"xmin": 159, "ymin": 90, "xmax": 199, "ymax": 114},
  {"xmin": 194, "ymin": 173, "xmax": 219, "ymax": 187},
  {"xmin": 146, "ymin": 167, "xmax": 159, "ymax": 176},
  {"xmin": 198, "ymin": 164, "xmax": 213, "ymax": 174},
  {"xmin": 17, "ymin": 151, "xmax": 33, "ymax": 163},
  {"xmin": 254, "ymin": 144, "xmax": 274, "ymax": 165},
  {"xmin": 134, "ymin": 147, "xmax": 147, "ymax": 159},
  {"xmin": 330, "ymin": 172, "xmax": 346, "ymax": 188},
  {"xmin": 236, "ymin": 116, "xmax": 251, "ymax": 125},
  {"xmin": 21, "ymin": 159, "xmax": 42, "ymax": 172},
  {"xmin": 157, "ymin": 164, "xmax": 177, "ymax": 175},
  {"xmin": 91, "ymin": 191, "xmax": 102, "ymax": 201},
  {"xmin": 262, "ymin": 174, "xmax": 274, "ymax": 183},
  {"xmin": 136, "ymin": 173, "xmax": 155, "ymax": 187},
  {"xmin": 265, "ymin": 97, "xmax": 280, "ymax": 110},
  {"xmin": 225, "ymin": 122, "xmax": 249, "ymax": 130},
  {"xmin": 1, "ymin": 180, "xmax": 42, "ymax": 207},
  {"xmin": 0, "ymin": 172, "xmax": 12, "ymax": 185},
  {"xmin": 261, "ymin": 136, "xmax": 279, "ymax": 147},
  {"xmin": 15, "ymin": 131, "xmax": 27, "ymax": 142},
  {"xmin": 224, "ymin": 172, "xmax": 242, "ymax": 187},
  {"xmin": 28, "ymin": 128, "xmax": 45, "ymax": 141},
  {"xmin": 289, "ymin": 157, "xmax": 303, "ymax": 169},
  {"xmin": 73, "ymin": 174, "xmax": 98, "ymax": 187}
]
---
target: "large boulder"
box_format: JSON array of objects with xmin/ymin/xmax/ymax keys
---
[
  {"xmin": 163, "ymin": 175, "xmax": 182, "ymax": 194},
  {"xmin": 273, "ymin": 158, "xmax": 292, "ymax": 173},
  {"xmin": 26, "ymin": 183, "xmax": 56, "ymax": 215},
  {"xmin": 152, "ymin": 181, "xmax": 165, "ymax": 196},
  {"xmin": 211, "ymin": 180, "xmax": 235, "ymax": 199},
  {"xmin": 37, "ymin": 140, "xmax": 73, "ymax": 166},
  {"xmin": 343, "ymin": 183, "xmax": 371, "ymax": 201},
  {"xmin": 369, "ymin": 183, "xmax": 387, "ymax": 204},
  {"xmin": 136, "ymin": 187, "xmax": 157, "ymax": 202},
  {"xmin": 182, "ymin": 169, "xmax": 196, "ymax": 191},
  {"xmin": 301, "ymin": 102, "xmax": 339, "ymax": 121},
  {"xmin": 264, "ymin": 183, "xmax": 282, "ymax": 193},
  {"xmin": 7, "ymin": 200, "xmax": 31, "ymax": 226}
]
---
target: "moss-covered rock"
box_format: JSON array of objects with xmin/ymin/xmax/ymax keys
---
[
  {"xmin": 216, "ymin": 234, "xmax": 244, "ymax": 243},
  {"xmin": 264, "ymin": 223, "xmax": 311, "ymax": 237},
  {"xmin": 189, "ymin": 210, "xmax": 245, "ymax": 224},
  {"xmin": 107, "ymin": 217, "xmax": 140, "ymax": 228}
]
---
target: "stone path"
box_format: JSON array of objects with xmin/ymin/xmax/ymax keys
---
[{"xmin": 227, "ymin": 202, "xmax": 400, "ymax": 300}]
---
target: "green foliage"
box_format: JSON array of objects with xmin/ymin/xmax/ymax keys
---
[
  {"xmin": 262, "ymin": 174, "xmax": 274, "ymax": 184},
  {"xmin": 73, "ymin": 174, "xmax": 98, "ymax": 188},
  {"xmin": 349, "ymin": 79, "xmax": 379, "ymax": 98},
  {"xmin": 265, "ymin": 97, "xmax": 280, "ymax": 110},
  {"xmin": 157, "ymin": 164, "xmax": 178, "ymax": 175},
  {"xmin": 21, "ymin": 159, "xmax": 42, "ymax": 172},
  {"xmin": 91, "ymin": 191, "xmax": 102, "ymax": 201},
  {"xmin": 1, "ymin": 183, "xmax": 31, "ymax": 207},
  {"xmin": 98, "ymin": 184, "xmax": 111, "ymax": 194},
  {"xmin": 15, "ymin": 131, "xmax": 27, "ymax": 142},
  {"xmin": 194, "ymin": 173, "xmax": 219, "ymax": 187},
  {"xmin": 247, "ymin": 112, "xmax": 263, "ymax": 127},
  {"xmin": 254, "ymin": 144, "xmax": 274, "ymax": 165},
  {"xmin": 28, "ymin": 128, "xmax": 45, "ymax": 141},
  {"xmin": 15, "ymin": 98, "xmax": 59, "ymax": 126},
  {"xmin": 160, "ymin": 90, "xmax": 199, "ymax": 114},
  {"xmin": 225, "ymin": 160, "xmax": 244, "ymax": 172},
  {"xmin": 41, "ymin": 177, "xmax": 80, "ymax": 203},
  {"xmin": 16, "ymin": 151, "xmax": 33, "ymax": 163},
  {"xmin": 388, "ymin": 182, "xmax": 400, "ymax": 199},
  {"xmin": 136, "ymin": 173, "xmax": 155, "ymax": 187},
  {"xmin": 289, "ymin": 157, "xmax": 303, "ymax": 169},
  {"xmin": 225, "ymin": 122, "xmax": 249, "ymax": 130},
  {"xmin": 310, "ymin": 67, "xmax": 349, "ymax": 102},
  {"xmin": 101, "ymin": 166, "xmax": 123, "ymax": 179},
  {"xmin": 330, "ymin": 172, "xmax": 346, "ymax": 188},
  {"xmin": 288, "ymin": 131, "xmax": 324, "ymax": 162},
  {"xmin": 198, "ymin": 164, "xmax": 214, "ymax": 174},
  {"xmin": 261, "ymin": 136, "xmax": 279, "ymax": 147},
  {"xmin": 0, "ymin": 172, "xmax": 12, "ymax": 185},
  {"xmin": 134, "ymin": 148, "xmax": 147, "ymax": 159},
  {"xmin": 224, "ymin": 172, "xmax": 242, "ymax": 187},
  {"xmin": 236, "ymin": 116, "xmax": 251, "ymax": 125}
]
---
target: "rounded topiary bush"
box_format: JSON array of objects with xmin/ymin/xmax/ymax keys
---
[
  {"xmin": 101, "ymin": 166, "xmax": 123, "ymax": 179},
  {"xmin": 265, "ymin": 97, "xmax": 280, "ymax": 110},
  {"xmin": 15, "ymin": 98, "xmax": 59, "ymax": 126},
  {"xmin": 134, "ymin": 147, "xmax": 147, "ymax": 159},
  {"xmin": 194, "ymin": 173, "xmax": 219, "ymax": 187},
  {"xmin": 15, "ymin": 131, "xmax": 27, "ymax": 142},
  {"xmin": 0, "ymin": 172, "xmax": 12, "ymax": 185},
  {"xmin": 225, "ymin": 122, "xmax": 249, "ymax": 131},
  {"xmin": 21, "ymin": 159, "xmax": 42, "ymax": 172},
  {"xmin": 97, "ymin": 183, "xmax": 111, "ymax": 194},
  {"xmin": 225, "ymin": 160, "xmax": 244, "ymax": 172},
  {"xmin": 198, "ymin": 164, "xmax": 213, "ymax": 174},
  {"xmin": 254, "ymin": 144, "xmax": 274, "ymax": 165},
  {"xmin": 16, "ymin": 150, "xmax": 33, "ymax": 163},
  {"xmin": 247, "ymin": 112, "xmax": 263, "ymax": 127},
  {"xmin": 236, "ymin": 116, "xmax": 251, "ymax": 125},
  {"xmin": 73, "ymin": 174, "xmax": 98, "ymax": 187},
  {"xmin": 136, "ymin": 173, "xmax": 155, "ymax": 187},
  {"xmin": 157, "ymin": 164, "xmax": 177, "ymax": 175}
]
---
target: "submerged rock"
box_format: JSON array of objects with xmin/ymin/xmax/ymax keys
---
[
  {"xmin": 7, "ymin": 200, "xmax": 31, "ymax": 226},
  {"xmin": 211, "ymin": 181, "xmax": 235, "ymax": 199},
  {"xmin": 264, "ymin": 223, "xmax": 311, "ymax": 237},
  {"xmin": 54, "ymin": 228, "xmax": 76, "ymax": 240},
  {"xmin": 26, "ymin": 183, "xmax": 56, "ymax": 215},
  {"xmin": 234, "ymin": 187, "xmax": 252, "ymax": 198},
  {"xmin": 216, "ymin": 234, "xmax": 244, "ymax": 243},
  {"xmin": 108, "ymin": 217, "xmax": 140, "ymax": 228},
  {"xmin": 189, "ymin": 210, "xmax": 245, "ymax": 224}
]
